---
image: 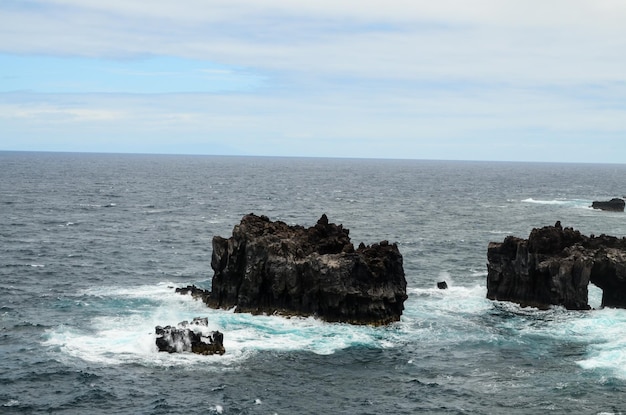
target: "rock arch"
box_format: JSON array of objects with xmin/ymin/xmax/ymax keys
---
[{"xmin": 487, "ymin": 223, "xmax": 626, "ymax": 310}]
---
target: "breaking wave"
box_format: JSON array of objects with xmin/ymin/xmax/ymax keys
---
[
  {"xmin": 41, "ymin": 280, "xmax": 626, "ymax": 379},
  {"xmin": 43, "ymin": 282, "xmax": 398, "ymax": 367},
  {"xmin": 521, "ymin": 198, "xmax": 592, "ymax": 209}
]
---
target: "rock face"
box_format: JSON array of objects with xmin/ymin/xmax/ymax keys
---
[
  {"xmin": 591, "ymin": 198, "xmax": 625, "ymax": 212},
  {"xmin": 200, "ymin": 213, "xmax": 407, "ymax": 325},
  {"xmin": 155, "ymin": 317, "xmax": 225, "ymax": 355},
  {"xmin": 487, "ymin": 222, "xmax": 626, "ymax": 309}
]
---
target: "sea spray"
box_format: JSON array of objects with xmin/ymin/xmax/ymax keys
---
[
  {"xmin": 6, "ymin": 154, "xmax": 626, "ymax": 413},
  {"xmin": 43, "ymin": 282, "xmax": 404, "ymax": 366}
]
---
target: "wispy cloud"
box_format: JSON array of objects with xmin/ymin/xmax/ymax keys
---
[
  {"xmin": 0, "ymin": 55, "xmax": 264, "ymax": 93},
  {"xmin": 0, "ymin": 104, "xmax": 123, "ymax": 122},
  {"xmin": 1, "ymin": 0, "xmax": 626, "ymax": 162}
]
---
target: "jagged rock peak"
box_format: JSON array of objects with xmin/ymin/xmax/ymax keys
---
[{"xmin": 205, "ymin": 213, "xmax": 407, "ymax": 325}]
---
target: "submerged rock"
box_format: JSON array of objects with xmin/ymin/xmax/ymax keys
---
[
  {"xmin": 487, "ymin": 222, "xmax": 626, "ymax": 310},
  {"xmin": 155, "ymin": 317, "xmax": 225, "ymax": 355},
  {"xmin": 183, "ymin": 214, "xmax": 407, "ymax": 325},
  {"xmin": 591, "ymin": 198, "xmax": 625, "ymax": 212}
]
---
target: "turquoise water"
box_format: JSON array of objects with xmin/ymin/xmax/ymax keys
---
[{"xmin": 2, "ymin": 152, "xmax": 626, "ymax": 414}]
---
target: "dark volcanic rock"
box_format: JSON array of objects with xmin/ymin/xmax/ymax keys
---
[
  {"xmin": 155, "ymin": 317, "xmax": 225, "ymax": 355},
  {"xmin": 487, "ymin": 222, "xmax": 626, "ymax": 310},
  {"xmin": 197, "ymin": 213, "xmax": 407, "ymax": 325},
  {"xmin": 176, "ymin": 285, "xmax": 210, "ymax": 302},
  {"xmin": 591, "ymin": 198, "xmax": 625, "ymax": 212}
]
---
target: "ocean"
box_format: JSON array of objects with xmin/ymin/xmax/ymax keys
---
[{"xmin": 2, "ymin": 152, "xmax": 626, "ymax": 414}]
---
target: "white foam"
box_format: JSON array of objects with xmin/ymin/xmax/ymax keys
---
[
  {"xmin": 44, "ymin": 284, "xmax": 232, "ymax": 367},
  {"xmin": 3, "ymin": 400, "xmax": 19, "ymax": 407},
  {"xmin": 401, "ymin": 284, "xmax": 496, "ymax": 346},
  {"xmin": 43, "ymin": 282, "xmax": 398, "ymax": 367},
  {"xmin": 406, "ymin": 284, "xmax": 491, "ymax": 316},
  {"xmin": 80, "ymin": 281, "xmax": 182, "ymax": 299},
  {"xmin": 404, "ymin": 284, "xmax": 626, "ymax": 380},
  {"xmin": 485, "ymin": 299, "xmax": 626, "ymax": 380},
  {"xmin": 43, "ymin": 280, "xmax": 626, "ymax": 380},
  {"xmin": 522, "ymin": 197, "xmax": 567, "ymax": 205},
  {"xmin": 575, "ymin": 308, "xmax": 626, "ymax": 379},
  {"xmin": 521, "ymin": 198, "xmax": 592, "ymax": 209}
]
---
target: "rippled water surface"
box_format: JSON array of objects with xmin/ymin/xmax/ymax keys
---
[{"xmin": 2, "ymin": 152, "xmax": 626, "ymax": 414}]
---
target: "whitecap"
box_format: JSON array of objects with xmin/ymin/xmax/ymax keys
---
[
  {"xmin": 3, "ymin": 399, "xmax": 19, "ymax": 407},
  {"xmin": 522, "ymin": 197, "xmax": 567, "ymax": 205},
  {"xmin": 575, "ymin": 308, "xmax": 626, "ymax": 379},
  {"xmin": 402, "ymin": 284, "xmax": 495, "ymax": 345},
  {"xmin": 43, "ymin": 282, "xmax": 400, "ymax": 367},
  {"xmin": 521, "ymin": 198, "xmax": 592, "ymax": 209},
  {"xmin": 487, "ymin": 230, "xmax": 514, "ymax": 235},
  {"xmin": 480, "ymin": 299, "xmax": 626, "ymax": 380}
]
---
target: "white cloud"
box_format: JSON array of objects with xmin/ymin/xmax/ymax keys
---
[
  {"xmin": 1, "ymin": 0, "xmax": 626, "ymax": 161},
  {"xmin": 3, "ymin": 0, "xmax": 626, "ymax": 85},
  {"xmin": 34, "ymin": 0, "xmax": 626, "ymax": 29},
  {"xmin": 0, "ymin": 103, "xmax": 124, "ymax": 123},
  {"xmin": 1, "ymin": 81, "xmax": 624, "ymax": 161}
]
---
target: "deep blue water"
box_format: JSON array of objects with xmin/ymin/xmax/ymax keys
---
[{"xmin": 2, "ymin": 152, "xmax": 626, "ymax": 414}]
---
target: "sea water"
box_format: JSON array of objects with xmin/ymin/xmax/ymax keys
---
[{"xmin": 2, "ymin": 152, "xmax": 626, "ymax": 414}]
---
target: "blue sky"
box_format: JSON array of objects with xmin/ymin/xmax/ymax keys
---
[{"xmin": 1, "ymin": 0, "xmax": 625, "ymax": 162}]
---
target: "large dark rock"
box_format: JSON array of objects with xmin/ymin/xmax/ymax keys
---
[
  {"xmin": 487, "ymin": 221, "xmax": 626, "ymax": 309},
  {"xmin": 155, "ymin": 317, "xmax": 225, "ymax": 355},
  {"xmin": 591, "ymin": 198, "xmax": 625, "ymax": 212},
  {"xmin": 190, "ymin": 214, "xmax": 407, "ymax": 325}
]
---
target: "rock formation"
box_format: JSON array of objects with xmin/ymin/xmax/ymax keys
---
[
  {"xmin": 591, "ymin": 198, "xmax": 625, "ymax": 212},
  {"xmin": 487, "ymin": 221, "xmax": 626, "ymax": 310},
  {"xmin": 182, "ymin": 214, "xmax": 407, "ymax": 325},
  {"xmin": 155, "ymin": 317, "xmax": 225, "ymax": 355}
]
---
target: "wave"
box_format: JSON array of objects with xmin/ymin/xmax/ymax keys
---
[
  {"xmin": 404, "ymin": 284, "xmax": 497, "ymax": 345},
  {"xmin": 408, "ymin": 284, "xmax": 626, "ymax": 380},
  {"xmin": 41, "ymin": 281, "xmax": 626, "ymax": 380},
  {"xmin": 576, "ymin": 308, "xmax": 626, "ymax": 379},
  {"xmin": 489, "ymin": 300, "xmax": 626, "ymax": 380},
  {"xmin": 42, "ymin": 283, "xmax": 396, "ymax": 367},
  {"xmin": 521, "ymin": 198, "xmax": 592, "ymax": 209}
]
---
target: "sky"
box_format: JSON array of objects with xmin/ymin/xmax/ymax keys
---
[{"xmin": 1, "ymin": 0, "xmax": 626, "ymax": 163}]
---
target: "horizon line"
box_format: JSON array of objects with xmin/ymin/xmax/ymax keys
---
[{"xmin": 1, "ymin": 149, "xmax": 625, "ymax": 166}]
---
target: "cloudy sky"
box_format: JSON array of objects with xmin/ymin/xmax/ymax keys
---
[{"xmin": 1, "ymin": 0, "xmax": 625, "ymax": 162}]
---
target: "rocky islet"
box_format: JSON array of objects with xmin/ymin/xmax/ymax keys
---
[
  {"xmin": 183, "ymin": 213, "xmax": 407, "ymax": 325},
  {"xmin": 487, "ymin": 221, "xmax": 626, "ymax": 310},
  {"xmin": 163, "ymin": 211, "xmax": 626, "ymax": 355}
]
